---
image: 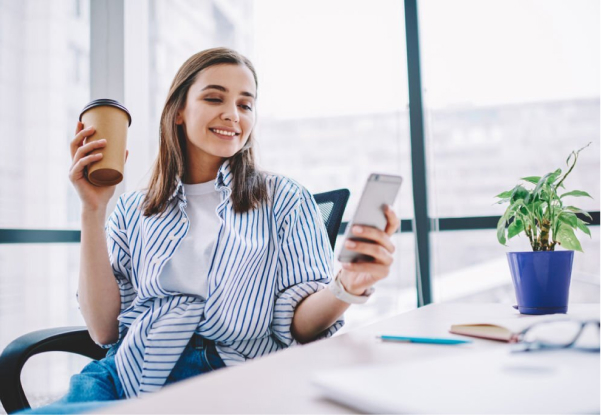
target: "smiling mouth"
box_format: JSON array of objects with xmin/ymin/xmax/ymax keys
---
[{"xmin": 210, "ymin": 128, "xmax": 240, "ymax": 137}]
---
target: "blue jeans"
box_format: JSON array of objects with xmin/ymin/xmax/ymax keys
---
[{"xmin": 17, "ymin": 334, "xmax": 225, "ymax": 414}]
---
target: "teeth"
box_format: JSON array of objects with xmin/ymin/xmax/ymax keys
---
[{"xmin": 212, "ymin": 129, "xmax": 236, "ymax": 137}]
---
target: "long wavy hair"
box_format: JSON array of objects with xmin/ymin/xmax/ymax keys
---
[{"xmin": 141, "ymin": 47, "xmax": 268, "ymax": 216}]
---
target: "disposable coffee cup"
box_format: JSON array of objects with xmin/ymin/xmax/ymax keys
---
[{"xmin": 79, "ymin": 99, "xmax": 132, "ymax": 186}]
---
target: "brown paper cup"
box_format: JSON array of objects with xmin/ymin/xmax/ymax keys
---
[{"xmin": 79, "ymin": 99, "xmax": 132, "ymax": 186}]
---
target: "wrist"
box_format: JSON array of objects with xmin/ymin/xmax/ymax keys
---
[
  {"xmin": 81, "ymin": 206, "xmax": 107, "ymax": 221},
  {"xmin": 328, "ymin": 270, "xmax": 375, "ymax": 305},
  {"xmin": 339, "ymin": 270, "xmax": 368, "ymax": 296}
]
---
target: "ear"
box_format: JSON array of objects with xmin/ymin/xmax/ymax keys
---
[{"xmin": 175, "ymin": 113, "xmax": 183, "ymax": 125}]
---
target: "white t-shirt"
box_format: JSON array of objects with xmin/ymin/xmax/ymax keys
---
[{"xmin": 159, "ymin": 180, "xmax": 221, "ymax": 299}]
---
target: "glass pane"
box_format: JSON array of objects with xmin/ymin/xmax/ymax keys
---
[
  {"xmin": 431, "ymin": 227, "xmax": 600, "ymax": 304},
  {"xmin": 419, "ymin": 0, "xmax": 600, "ymax": 218},
  {"xmin": 419, "ymin": 0, "xmax": 600, "ymax": 301},
  {"xmin": 0, "ymin": 0, "xmax": 91, "ymax": 229},
  {"xmin": 254, "ymin": 0, "xmax": 413, "ymax": 225},
  {"xmin": 0, "ymin": 244, "xmax": 87, "ymax": 411},
  {"xmin": 124, "ymin": 0, "xmax": 414, "ymax": 299}
]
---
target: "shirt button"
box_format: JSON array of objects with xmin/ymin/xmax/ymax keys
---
[
  {"xmin": 168, "ymin": 234, "xmax": 178, "ymax": 241},
  {"xmin": 181, "ymin": 217, "xmax": 188, "ymax": 223}
]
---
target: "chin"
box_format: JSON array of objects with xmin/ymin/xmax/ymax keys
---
[{"xmin": 211, "ymin": 144, "xmax": 244, "ymax": 158}]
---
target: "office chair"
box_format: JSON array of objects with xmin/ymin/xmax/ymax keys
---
[{"xmin": 0, "ymin": 188, "xmax": 350, "ymax": 414}]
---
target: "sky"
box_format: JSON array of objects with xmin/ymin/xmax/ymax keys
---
[{"xmin": 252, "ymin": 0, "xmax": 600, "ymax": 119}]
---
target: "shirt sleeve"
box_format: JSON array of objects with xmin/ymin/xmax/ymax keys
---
[
  {"xmin": 77, "ymin": 193, "xmax": 138, "ymax": 349},
  {"xmin": 271, "ymin": 185, "xmax": 345, "ymax": 347}
]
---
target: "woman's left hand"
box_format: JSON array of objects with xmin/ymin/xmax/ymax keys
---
[{"xmin": 338, "ymin": 205, "xmax": 401, "ymax": 296}]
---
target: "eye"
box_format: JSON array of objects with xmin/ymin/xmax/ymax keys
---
[
  {"xmin": 239, "ymin": 104, "xmax": 253, "ymax": 111},
  {"xmin": 204, "ymin": 98, "xmax": 222, "ymax": 103}
]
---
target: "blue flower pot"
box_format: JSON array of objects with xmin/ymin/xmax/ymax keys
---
[{"xmin": 506, "ymin": 251, "xmax": 574, "ymax": 315}]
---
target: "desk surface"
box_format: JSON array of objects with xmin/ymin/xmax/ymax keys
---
[{"xmin": 102, "ymin": 303, "xmax": 599, "ymax": 414}]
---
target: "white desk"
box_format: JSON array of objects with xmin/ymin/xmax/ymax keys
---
[{"xmin": 101, "ymin": 303, "xmax": 599, "ymax": 414}]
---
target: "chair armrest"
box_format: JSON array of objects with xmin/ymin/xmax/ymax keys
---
[{"xmin": 0, "ymin": 326, "xmax": 107, "ymax": 414}]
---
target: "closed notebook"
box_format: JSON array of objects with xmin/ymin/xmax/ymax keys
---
[{"xmin": 449, "ymin": 314, "xmax": 572, "ymax": 343}]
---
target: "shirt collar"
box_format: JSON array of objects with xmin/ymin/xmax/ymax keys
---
[{"xmin": 168, "ymin": 158, "xmax": 233, "ymax": 203}]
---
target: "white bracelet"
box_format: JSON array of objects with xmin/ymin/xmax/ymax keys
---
[{"xmin": 328, "ymin": 271, "xmax": 375, "ymax": 305}]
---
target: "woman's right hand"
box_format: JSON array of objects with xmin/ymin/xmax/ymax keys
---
[{"xmin": 69, "ymin": 121, "xmax": 128, "ymax": 211}]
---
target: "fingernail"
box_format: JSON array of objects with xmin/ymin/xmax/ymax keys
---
[
  {"xmin": 353, "ymin": 226, "xmax": 363, "ymax": 234},
  {"xmin": 345, "ymin": 241, "xmax": 356, "ymax": 248}
]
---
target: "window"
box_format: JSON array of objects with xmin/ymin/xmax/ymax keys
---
[
  {"xmin": 418, "ymin": 0, "xmax": 600, "ymax": 302},
  {"xmin": 0, "ymin": 0, "xmax": 91, "ymax": 229}
]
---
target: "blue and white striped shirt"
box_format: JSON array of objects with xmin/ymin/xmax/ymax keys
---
[{"xmin": 100, "ymin": 159, "xmax": 344, "ymax": 397}]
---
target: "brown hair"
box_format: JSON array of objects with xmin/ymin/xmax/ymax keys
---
[{"xmin": 141, "ymin": 47, "xmax": 268, "ymax": 216}]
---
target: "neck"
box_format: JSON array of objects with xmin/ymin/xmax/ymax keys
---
[{"xmin": 184, "ymin": 152, "xmax": 224, "ymax": 184}]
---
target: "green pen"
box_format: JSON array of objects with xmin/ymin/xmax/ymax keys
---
[{"xmin": 377, "ymin": 335, "xmax": 472, "ymax": 345}]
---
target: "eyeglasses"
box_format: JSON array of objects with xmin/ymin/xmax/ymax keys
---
[{"xmin": 512, "ymin": 319, "xmax": 600, "ymax": 353}]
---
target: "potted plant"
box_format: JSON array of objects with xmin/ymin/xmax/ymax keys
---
[{"xmin": 495, "ymin": 143, "xmax": 592, "ymax": 315}]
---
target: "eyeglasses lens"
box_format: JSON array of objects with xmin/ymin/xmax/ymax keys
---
[{"xmin": 524, "ymin": 320, "xmax": 600, "ymax": 350}]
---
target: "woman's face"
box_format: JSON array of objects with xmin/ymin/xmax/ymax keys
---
[{"xmin": 176, "ymin": 63, "xmax": 257, "ymax": 163}]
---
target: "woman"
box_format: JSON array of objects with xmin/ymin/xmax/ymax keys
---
[{"xmin": 23, "ymin": 47, "xmax": 399, "ymax": 413}]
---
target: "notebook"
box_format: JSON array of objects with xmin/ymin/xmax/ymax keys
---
[
  {"xmin": 447, "ymin": 308, "xmax": 601, "ymax": 343},
  {"xmin": 448, "ymin": 314, "xmax": 572, "ymax": 342},
  {"xmin": 311, "ymin": 349, "xmax": 599, "ymax": 414}
]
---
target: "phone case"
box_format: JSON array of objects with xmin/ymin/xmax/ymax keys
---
[{"xmin": 337, "ymin": 174, "xmax": 403, "ymax": 263}]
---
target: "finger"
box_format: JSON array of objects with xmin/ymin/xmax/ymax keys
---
[
  {"xmin": 75, "ymin": 121, "xmax": 83, "ymax": 135},
  {"xmin": 73, "ymin": 139, "xmax": 106, "ymax": 164},
  {"xmin": 70, "ymin": 125, "xmax": 96, "ymax": 158},
  {"xmin": 344, "ymin": 240, "xmax": 393, "ymax": 265},
  {"xmin": 69, "ymin": 153, "xmax": 103, "ymax": 181},
  {"xmin": 350, "ymin": 225, "xmax": 395, "ymax": 254},
  {"xmin": 340, "ymin": 262, "xmax": 389, "ymax": 280},
  {"xmin": 384, "ymin": 205, "xmax": 400, "ymax": 236}
]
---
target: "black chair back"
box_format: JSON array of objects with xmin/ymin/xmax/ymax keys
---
[{"xmin": 313, "ymin": 188, "xmax": 350, "ymax": 250}]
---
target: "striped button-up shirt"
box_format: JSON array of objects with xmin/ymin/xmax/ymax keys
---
[{"xmin": 101, "ymin": 159, "xmax": 344, "ymax": 397}]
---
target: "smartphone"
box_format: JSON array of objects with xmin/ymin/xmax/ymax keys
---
[{"xmin": 337, "ymin": 173, "xmax": 403, "ymax": 263}]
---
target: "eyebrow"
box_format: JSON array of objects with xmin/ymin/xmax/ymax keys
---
[{"xmin": 201, "ymin": 84, "xmax": 255, "ymax": 99}]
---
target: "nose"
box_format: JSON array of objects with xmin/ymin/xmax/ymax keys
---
[{"xmin": 221, "ymin": 103, "xmax": 239, "ymax": 123}]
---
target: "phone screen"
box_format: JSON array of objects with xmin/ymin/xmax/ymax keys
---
[{"xmin": 337, "ymin": 174, "xmax": 402, "ymax": 263}]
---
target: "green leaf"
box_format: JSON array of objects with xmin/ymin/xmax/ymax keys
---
[
  {"xmin": 495, "ymin": 190, "xmax": 513, "ymax": 199},
  {"xmin": 555, "ymin": 224, "xmax": 583, "ymax": 252},
  {"xmin": 534, "ymin": 200, "xmax": 545, "ymax": 217},
  {"xmin": 558, "ymin": 211, "xmax": 578, "ymax": 227},
  {"xmin": 496, "ymin": 216, "xmax": 507, "ymax": 245},
  {"xmin": 533, "ymin": 172, "xmax": 553, "ymax": 198},
  {"xmin": 524, "ymin": 190, "xmax": 535, "ymax": 205},
  {"xmin": 511, "ymin": 185, "xmax": 529, "ymax": 203},
  {"xmin": 507, "ymin": 218, "xmax": 524, "ymax": 239},
  {"xmin": 575, "ymin": 218, "xmax": 592, "ymax": 237},
  {"xmin": 560, "ymin": 190, "xmax": 593, "ymax": 199},
  {"xmin": 565, "ymin": 206, "xmax": 593, "ymax": 221},
  {"xmin": 497, "ymin": 201, "xmax": 520, "ymax": 243},
  {"xmin": 546, "ymin": 168, "xmax": 562, "ymax": 185},
  {"xmin": 521, "ymin": 176, "xmax": 540, "ymax": 185},
  {"xmin": 509, "ymin": 199, "xmax": 525, "ymax": 216}
]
